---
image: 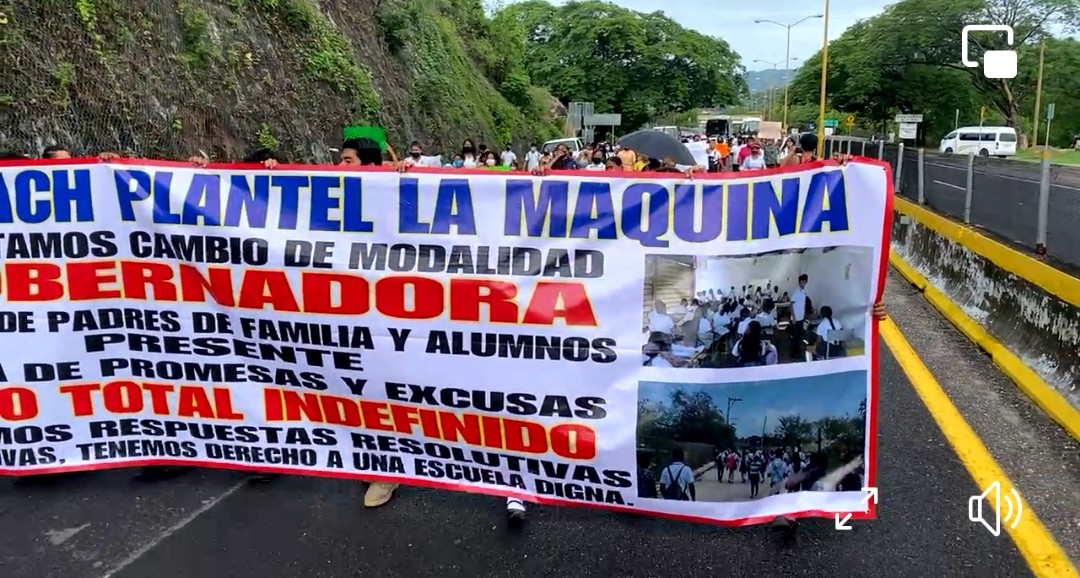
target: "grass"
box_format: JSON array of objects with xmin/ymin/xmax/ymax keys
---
[{"xmin": 1012, "ymin": 147, "xmax": 1080, "ymax": 166}]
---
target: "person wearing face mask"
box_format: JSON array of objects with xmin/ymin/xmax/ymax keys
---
[
  {"xmin": 536, "ymin": 144, "xmax": 579, "ymax": 174},
  {"xmin": 584, "ymin": 151, "xmax": 606, "ymax": 171},
  {"xmin": 479, "ymin": 150, "xmax": 499, "ymax": 167},
  {"xmin": 403, "ymin": 141, "xmax": 440, "ymax": 168},
  {"xmin": 525, "ymin": 144, "xmax": 541, "ymax": 172},
  {"xmin": 742, "ymin": 143, "xmax": 767, "ymax": 170},
  {"xmin": 500, "ymin": 144, "xmax": 517, "ymax": 168},
  {"xmin": 460, "ymin": 139, "xmax": 478, "ymax": 168}
]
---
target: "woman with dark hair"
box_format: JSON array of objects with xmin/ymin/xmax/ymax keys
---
[
  {"xmin": 460, "ymin": 139, "xmax": 479, "ymax": 168},
  {"xmin": 814, "ymin": 305, "xmax": 847, "ymax": 359},
  {"xmin": 478, "ymin": 149, "xmax": 499, "ymax": 167},
  {"xmin": 604, "ymin": 155, "xmax": 624, "ymax": 171},
  {"xmin": 733, "ymin": 321, "xmax": 778, "ymax": 367}
]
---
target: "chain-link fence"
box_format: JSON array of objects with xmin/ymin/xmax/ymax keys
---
[{"xmin": 827, "ymin": 137, "xmax": 1080, "ymax": 270}]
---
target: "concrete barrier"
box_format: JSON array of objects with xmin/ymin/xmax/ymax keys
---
[{"xmin": 889, "ymin": 196, "xmax": 1080, "ymax": 440}]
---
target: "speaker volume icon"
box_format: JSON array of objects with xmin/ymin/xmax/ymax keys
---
[{"xmin": 968, "ymin": 480, "xmax": 1023, "ymax": 537}]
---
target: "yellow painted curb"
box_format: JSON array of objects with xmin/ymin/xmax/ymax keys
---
[
  {"xmin": 889, "ymin": 250, "xmax": 1080, "ymax": 442},
  {"xmin": 881, "ymin": 320, "xmax": 1080, "ymax": 578},
  {"xmin": 893, "ymin": 197, "xmax": 1080, "ymax": 308}
]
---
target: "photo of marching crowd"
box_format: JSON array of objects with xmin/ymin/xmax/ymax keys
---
[
  {"xmin": 634, "ymin": 373, "xmax": 868, "ymax": 503},
  {"xmin": 640, "ymin": 246, "xmax": 874, "ymax": 369}
]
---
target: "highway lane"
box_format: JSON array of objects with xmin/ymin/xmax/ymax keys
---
[
  {"xmin": 902, "ymin": 152, "xmax": 1080, "ymax": 267},
  {"xmin": 1, "ymin": 269, "xmax": 1077, "ymax": 578}
]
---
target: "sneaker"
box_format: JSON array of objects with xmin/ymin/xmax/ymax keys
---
[
  {"xmin": 364, "ymin": 482, "xmax": 398, "ymax": 508},
  {"xmin": 506, "ymin": 498, "xmax": 526, "ymax": 529}
]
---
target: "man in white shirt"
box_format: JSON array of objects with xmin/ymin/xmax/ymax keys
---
[
  {"xmin": 659, "ymin": 448, "xmax": 696, "ymax": 501},
  {"xmin": 647, "ymin": 300, "xmax": 675, "ymax": 349},
  {"xmin": 736, "ymin": 306, "xmax": 753, "ymax": 335},
  {"xmin": 790, "ymin": 273, "xmax": 810, "ymax": 358},
  {"xmin": 500, "ymin": 145, "xmax": 517, "ymax": 168},
  {"xmin": 403, "ymin": 142, "xmax": 442, "ymax": 168},
  {"xmin": 525, "ymin": 144, "xmax": 541, "ymax": 172}
]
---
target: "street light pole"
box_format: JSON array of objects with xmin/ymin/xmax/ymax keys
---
[
  {"xmin": 816, "ymin": 0, "xmax": 831, "ymax": 159},
  {"xmin": 754, "ymin": 14, "xmax": 824, "ymax": 133}
]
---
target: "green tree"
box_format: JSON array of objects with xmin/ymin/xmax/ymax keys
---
[
  {"xmin": 493, "ymin": 0, "xmax": 745, "ymax": 130},
  {"xmin": 789, "ymin": 0, "xmax": 1080, "ymax": 143},
  {"xmin": 773, "ymin": 415, "xmax": 813, "ymax": 448},
  {"xmin": 1022, "ymin": 37, "xmax": 1080, "ymax": 146}
]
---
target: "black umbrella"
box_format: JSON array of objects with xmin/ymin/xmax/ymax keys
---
[{"xmin": 618, "ymin": 130, "xmax": 698, "ymax": 166}]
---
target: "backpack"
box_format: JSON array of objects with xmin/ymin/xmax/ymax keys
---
[
  {"xmin": 661, "ymin": 465, "xmax": 689, "ymax": 500},
  {"xmin": 763, "ymin": 144, "xmax": 779, "ymax": 166},
  {"xmin": 768, "ymin": 459, "xmax": 786, "ymax": 481}
]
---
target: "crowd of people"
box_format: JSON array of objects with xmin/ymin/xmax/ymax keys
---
[
  {"xmin": 418, "ymin": 132, "xmax": 819, "ymax": 174},
  {"xmin": 636, "ymin": 446, "xmax": 865, "ymax": 503},
  {"xmin": 643, "ymin": 274, "xmax": 858, "ymax": 369},
  {"xmin": 1, "ymin": 129, "xmax": 881, "ymax": 533},
  {"xmin": 0, "ymin": 130, "xmax": 824, "ymax": 177}
]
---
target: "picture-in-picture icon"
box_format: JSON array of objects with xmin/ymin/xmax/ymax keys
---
[{"xmin": 961, "ymin": 25, "xmax": 1017, "ymax": 79}]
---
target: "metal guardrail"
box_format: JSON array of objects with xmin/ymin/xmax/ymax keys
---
[{"xmin": 823, "ymin": 137, "xmax": 1080, "ymax": 269}]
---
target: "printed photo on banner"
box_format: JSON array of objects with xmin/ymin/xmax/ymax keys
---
[
  {"xmin": 635, "ymin": 372, "xmax": 868, "ymax": 504},
  {"xmin": 640, "ymin": 246, "xmax": 874, "ymax": 369}
]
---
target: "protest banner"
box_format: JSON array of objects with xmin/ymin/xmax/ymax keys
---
[{"xmin": 0, "ymin": 157, "xmax": 891, "ymax": 526}]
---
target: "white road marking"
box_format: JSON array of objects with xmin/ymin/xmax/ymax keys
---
[
  {"xmin": 99, "ymin": 478, "xmax": 248, "ymax": 578},
  {"xmin": 933, "ymin": 179, "xmax": 966, "ymax": 191},
  {"xmin": 46, "ymin": 523, "xmax": 91, "ymax": 546},
  {"xmin": 925, "ymin": 160, "xmax": 1080, "ymax": 191}
]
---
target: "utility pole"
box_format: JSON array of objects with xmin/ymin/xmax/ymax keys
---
[
  {"xmin": 726, "ymin": 397, "xmax": 743, "ymax": 427},
  {"xmin": 1032, "ymin": 38, "xmax": 1046, "ymax": 148},
  {"xmin": 815, "ymin": 0, "xmax": 832, "ymax": 158}
]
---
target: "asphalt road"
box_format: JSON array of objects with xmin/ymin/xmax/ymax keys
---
[{"xmin": 1, "ymin": 269, "xmax": 1077, "ymax": 578}]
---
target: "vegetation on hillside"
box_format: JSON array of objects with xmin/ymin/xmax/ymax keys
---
[
  {"xmin": 0, "ymin": 0, "xmax": 746, "ymax": 160},
  {"xmin": 787, "ymin": 0, "xmax": 1080, "ymax": 145}
]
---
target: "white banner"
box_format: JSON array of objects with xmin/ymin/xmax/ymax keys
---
[{"xmin": 0, "ymin": 159, "xmax": 891, "ymax": 526}]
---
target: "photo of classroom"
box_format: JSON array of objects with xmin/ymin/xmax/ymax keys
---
[
  {"xmin": 640, "ymin": 246, "xmax": 874, "ymax": 369},
  {"xmin": 635, "ymin": 372, "xmax": 868, "ymax": 503}
]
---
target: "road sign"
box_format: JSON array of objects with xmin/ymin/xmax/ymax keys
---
[
  {"xmin": 845, "ymin": 114, "xmax": 856, "ymax": 127},
  {"xmin": 1047, "ymin": 103, "xmax": 1056, "ymax": 120},
  {"xmin": 894, "ymin": 113, "xmax": 924, "ymax": 123},
  {"xmin": 585, "ymin": 113, "xmax": 622, "ymax": 126},
  {"xmin": 824, "ymin": 119, "xmax": 838, "ymax": 128}
]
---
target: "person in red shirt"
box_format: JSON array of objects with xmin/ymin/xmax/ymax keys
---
[{"xmin": 738, "ymin": 136, "xmax": 756, "ymax": 166}]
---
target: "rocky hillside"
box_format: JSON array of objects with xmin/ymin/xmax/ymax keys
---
[{"xmin": 0, "ymin": 0, "xmax": 564, "ymax": 161}]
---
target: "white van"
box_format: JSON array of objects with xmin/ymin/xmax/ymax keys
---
[
  {"xmin": 541, "ymin": 137, "xmax": 585, "ymax": 154},
  {"xmin": 938, "ymin": 126, "xmax": 1018, "ymax": 158}
]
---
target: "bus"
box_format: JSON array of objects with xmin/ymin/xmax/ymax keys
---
[
  {"xmin": 740, "ymin": 117, "xmax": 762, "ymax": 135},
  {"xmin": 705, "ymin": 118, "xmax": 731, "ymax": 138}
]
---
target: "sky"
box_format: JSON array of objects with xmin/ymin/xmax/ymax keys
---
[
  {"xmin": 639, "ymin": 371, "xmax": 866, "ymax": 438},
  {"xmin": 501, "ymin": 0, "xmax": 891, "ymax": 71}
]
